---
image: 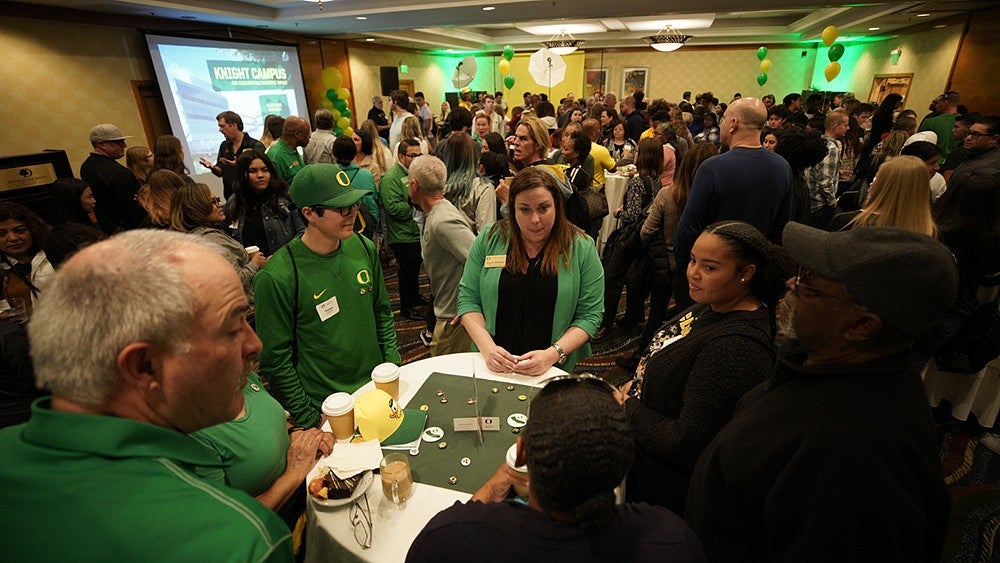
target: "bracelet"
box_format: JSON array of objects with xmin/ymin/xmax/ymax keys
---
[
  {"xmin": 552, "ymin": 342, "xmax": 567, "ymax": 365},
  {"xmin": 287, "ymin": 426, "xmax": 305, "ymax": 435}
]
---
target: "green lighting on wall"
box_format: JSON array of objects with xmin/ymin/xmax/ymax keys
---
[{"xmin": 810, "ymin": 42, "xmax": 868, "ymax": 92}]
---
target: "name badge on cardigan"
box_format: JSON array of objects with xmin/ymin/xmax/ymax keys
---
[{"xmin": 484, "ymin": 255, "xmax": 506, "ymax": 268}]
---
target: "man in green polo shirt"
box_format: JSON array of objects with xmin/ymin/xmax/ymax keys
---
[
  {"xmin": 0, "ymin": 230, "xmax": 293, "ymax": 562},
  {"xmin": 380, "ymin": 138, "xmax": 425, "ymax": 319},
  {"xmin": 267, "ymin": 115, "xmax": 311, "ymax": 183}
]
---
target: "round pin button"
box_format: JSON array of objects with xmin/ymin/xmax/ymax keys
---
[
  {"xmin": 435, "ymin": 390, "xmax": 444, "ymax": 396},
  {"xmin": 419, "ymin": 404, "xmax": 429, "ymax": 411},
  {"xmin": 438, "ymin": 441, "xmax": 448, "ymax": 449},
  {"xmin": 491, "ymin": 387, "xmax": 499, "ymax": 394},
  {"xmin": 250, "ymin": 383, "xmax": 261, "ymax": 392},
  {"xmin": 506, "ymin": 385, "xmax": 515, "ymax": 391},
  {"xmin": 518, "ymin": 394, "xmax": 527, "ymax": 401},
  {"xmin": 440, "ymin": 398, "xmax": 448, "ymax": 404},
  {"xmin": 448, "ymin": 476, "xmax": 458, "ymax": 484},
  {"xmin": 507, "ymin": 413, "xmax": 528, "ymax": 428},
  {"xmin": 422, "ymin": 427, "xmax": 444, "ymax": 442},
  {"xmin": 409, "ymin": 448, "xmax": 419, "ymax": 456},
  {"xmin": 460, "ymin": 457, "xmax": 471, "ymax": 467}
]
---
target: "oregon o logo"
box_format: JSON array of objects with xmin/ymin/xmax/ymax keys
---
[
  {"xmin": 356, "ymin": 269, "xmax": 371, "ymax": 284},
  {"xmin": 336, "ymin": 170, "xmax": 351, "ymax": 186}
]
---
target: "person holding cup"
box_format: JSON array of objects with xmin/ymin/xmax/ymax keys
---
[
  {"xmin": 458, "ymin": 167, "xmax": 603, "ymax": 375},
  {"xmin": 169, "ymin": 183, "xmax": 267, "ymax": 305},
  {"xmin": 407, "ymin": 375, "xmax": 704, "ymax": 561},
  {"xmin": 224, "ymin": 148, "xmax": 304, "ymax": 257}
]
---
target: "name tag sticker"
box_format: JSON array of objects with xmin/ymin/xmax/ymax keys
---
[
  {"xmin": 484, "ymin": 255, "xmax": 506, "ymax": 268},
  {"xmin": 316, "ymin": 295, "xmax": 340, "ymax": 322}
]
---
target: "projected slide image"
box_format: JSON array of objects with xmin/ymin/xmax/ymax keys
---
[{"xmin": 146, "ymin": 34, "xmax": 309, "ymax": 190}]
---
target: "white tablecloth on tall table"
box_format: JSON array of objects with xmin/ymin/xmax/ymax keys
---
[
  {"xmin": 923, "ymin": 357, "xmax": 1000, "ymax": 427},
  {"xmin": 597, "ymin": 173, "xmax": 628, "ymax": 255}
]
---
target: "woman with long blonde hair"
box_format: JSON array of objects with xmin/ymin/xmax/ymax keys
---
[
  {"xmin": 836, "ymin": 155, "xmax": 936, "ymax": 236},
  {"xmin": 356, "ymin": 120, "xmax": 394, "ymax": 184},
  {"xmin": 151, "ymin": 135, "xmax": 193, "ymax": 183},
  {"xmin": 125, "ymin": 146, "xmax": 154, "ymax": 183}
]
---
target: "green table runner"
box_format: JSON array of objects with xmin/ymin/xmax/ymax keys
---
[{"xmin": 386, "ymin": 372, "xmax": 539, "ymax": 494}]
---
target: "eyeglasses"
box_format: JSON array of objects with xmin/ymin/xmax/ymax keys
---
[
  {"xmin": 313, "ymin": 202, "xmax": 360, "ymax": 217},
  {"xmin": 350, "ymin": 492, "xmax": 372, "ymax": 549},
  {"xmin": 404, "ymin": 152, "xmax": 422, "ymax": 158},
  {"xmin": 541, "ymin": 373, "xmax": 617, "ymax": 394},
  {"xmin": 211, "ymin": 196, "xmax": 223, "ymax": 206},
  {"xmin": 965, "ymin": 131, "xmax": 996, "ymax": 138},
  {"xmin": 793, "ymin": 267, "xmax": 865, "ymax": 308}
]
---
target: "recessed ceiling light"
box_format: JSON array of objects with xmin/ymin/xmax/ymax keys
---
[
  {"xmin": 356, "ymin": 16, "xmax": 366, "ymax": 20},
  {"xmin": 916, "ymin": 13, "xmax": 930, "ymax": 17},
  {"xmin": 365, "ymin": 38, "xmax": 375, "ymax": 42},
  {"xmin": 483, "ymin": 6, "xmax": 495, "ymax": 10},
  {"xmin": 868, "ymin": 27, "xmax": 880, "ymax": 31},
  {"xmin": 934, "ymin": 24, "xmax": 946, "ymax": 28}
]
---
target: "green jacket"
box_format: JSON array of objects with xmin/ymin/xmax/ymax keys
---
[
  {"xmin": 379, "ymin": 162, "xmax": 420, "ymax": 244},
  {"xmin": 457, "ymin": 223, "xmax": 604, "ymax": 371}
]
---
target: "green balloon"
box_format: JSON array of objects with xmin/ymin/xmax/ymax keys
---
[
  {"xmin": 502, "ymin": 45, "xmax": 515, "ymax": 61},
  {"xmin": 341, "ymin": 107, "xmax": 351, "ymax": 119},
  {"xmin": 504, "ymin": 73, "xmax": 515, "ymax": 89},
  {"xmin": 757, "ymin": 46, "xmax": 768, "ymax": 61},
  {"xmin": 828, "ymin": 43, "xmax": 845, "ymax": 62},
  {"xmin": 326, "ymin": 89, "xmax": 338, "ymax": 101},
  {"xmin": 334, "ymin": 98, "xmax": 348, "ymax": 112},
  {"xmin": 334, "ymin": 127, "xmax": 343, "ymax": 136},
  {"xmin": 757, "ymin": 73, "xmax": 768, "ymax": 86}
]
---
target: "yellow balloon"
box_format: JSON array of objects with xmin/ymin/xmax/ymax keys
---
[
  {"xmin": 337, "ymin": 117, "xmax": 351, "ymax": 130},
  {"xmin": 331, "ymin": 108, "xmax": 341, "ymax": 120},
  {"xmin": 337, "ymin": 87, "xmax": 351, "ymax": 101},
  {"xmin": 320, "ymin": 99, "xmax": 334, "ymax": 110},
  {"xmin": 321, "ymin": 67, "xmax": 343, "ymax": 90},
  {"xmin": 759, "ymin": 59, "xmax": 772, "ymax": 73},
  {"xmin": 825, "ymin": 61, "xmax": 842, "ymax": 82},
  {"xmin": 822, "ymin": 25, "xmax": 839, "ymax": 47},
  {"xmin": 343, "ymin": 127, "xmax": 354, "ymax": 137},
  {"xmin": 498, "ymin": 59, "xmax": 511, "ymax": 75}
]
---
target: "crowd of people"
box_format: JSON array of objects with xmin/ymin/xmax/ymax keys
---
[{"xmin": 0, "ymin": 81, "xmax": 997, "ymax": 561}]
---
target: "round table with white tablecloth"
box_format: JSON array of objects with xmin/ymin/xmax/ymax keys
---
[
  {"xmin": 597, "ymin": 173, "xmax": 628, "ymax": 255},
  {"xmin": 304, "ymin": 352, "xmax": 566, "ymax": 563}
]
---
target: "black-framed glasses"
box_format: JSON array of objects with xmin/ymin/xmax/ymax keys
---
[
  {"xmin": 965, "ymin": 131, "xmax": 996, "ymax": 138},
  {"xmin": 211, "ymin": 196, "xmax": 223, "ymax": 206},
  {"xmin": 404, "ymin": 152, "xmax": 422, "ymax": 159},
  {"xmin": 313, "ymin": 202, "xmax": 360, "ymax": 217},
  {"xmin": 793, "ymin": 267, "xmax": 866, "ymax": 308},
  {"xmin": 350, "ymin": 492, "xmax": 372, "ymax": 549}
]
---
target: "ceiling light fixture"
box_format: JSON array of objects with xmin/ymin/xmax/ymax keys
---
[
  {"xmin": 915, "ymin": 12, "xmax": 930, "ymax": 17},
  {"xmin": 868, "ymin": 27, "xmax": 880, "ymax": 30},
  {"xmin": 643, "ymin": 25, "xmax": 693, "ymax": 52},
  {"xmin": 541, "ymin": 29, "xmax": 583, "ymax": 55},
  {"xmin": 356, "ymin": 16, "xmax": 367, "ymax": 20},
  {"xmin": 365, "ymin": 38, "xmax": 375, "ymax": 42},
  {"xmin": 483, "ymin": 6, "xmax": 495, "ymax": 10}
]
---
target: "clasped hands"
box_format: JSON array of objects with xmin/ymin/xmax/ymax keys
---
[{"xmin": 483, "ymin": 345, "xmax": 558, "ymax": 376}]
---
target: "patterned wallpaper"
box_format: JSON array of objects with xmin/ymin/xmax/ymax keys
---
[{"xmin": 2, "ymin": 17, "xmax": 152, "ymax": 174}]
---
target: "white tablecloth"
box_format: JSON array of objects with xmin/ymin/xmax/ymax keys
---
[
  {"xmin": 923, "ymin": 357, "xmax": 1000, "ymax": 427},
  {"xmin": 305, "ymin": 352, "xmax": 566, "ymax": 563},
  {"xmin": 597, "ymin": 174, "xmax": 628, "ymax": 255}
]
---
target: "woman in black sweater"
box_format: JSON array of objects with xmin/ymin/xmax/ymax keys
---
[{"xmin": 615, "ymin": 220, "xmax": 792, "ymax": 513}]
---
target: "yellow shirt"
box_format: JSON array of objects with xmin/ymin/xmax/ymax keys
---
[{"xmin": 590, "ymin": 144, "xmax": 617, "ymax": 187}]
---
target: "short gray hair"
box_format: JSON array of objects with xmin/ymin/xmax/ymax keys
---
[
  {"xmin": 314, "ymin": 108, "xmax": 334, "ymax": 130},
  {"xmin": 30, "ymin": 230, "xmax": 218, "ymax": 406},
  {"xmin": 408, "ymin": 155, "xmax": 446, "ymax": 195}
]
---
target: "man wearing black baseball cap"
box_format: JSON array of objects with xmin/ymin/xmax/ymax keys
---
[
  {"xmin": 254, "ymin": 164, "xmax": 401, "ymax": 429},
  {"xmin": 79, "ymin": 123, "xmax": 146, "ymax": 234},
  {"xmin": 687, "ymin": 222, "xmax": 958, "ymax": 562}
]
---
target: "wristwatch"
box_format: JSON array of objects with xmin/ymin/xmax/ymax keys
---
[{"xmin": 552, "ymin": 343, "xmax": 567, "ymax": 365}]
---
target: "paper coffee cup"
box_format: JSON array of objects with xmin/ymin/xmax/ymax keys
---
[
  {"xmin": 322, "ymin": 392, "xmax": 355, "ymax": 441},
  {"xmin": 371, "ymin": 363, "xmax": 400, "ymax": 401},
  {"xmin": 245, "ymin": 245, "xmax": 260, "ymax": 255},
  {"xmin": 505, "ymin": 444, "xmax": 530, "ymax": 498}
]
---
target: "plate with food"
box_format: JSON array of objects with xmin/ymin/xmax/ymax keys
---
[{"xmin": 307, "ymin": 466, "xmax": 374, "ymax": 507}]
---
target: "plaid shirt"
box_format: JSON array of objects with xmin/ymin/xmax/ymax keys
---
[{"xmin": 805, "ymin": 135, "xmax": 842, "ymax": 210}]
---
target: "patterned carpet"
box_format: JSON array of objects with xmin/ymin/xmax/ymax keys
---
[{"xmin": 383, "ymin": 263, "xmax": 999, "ymax": 562}]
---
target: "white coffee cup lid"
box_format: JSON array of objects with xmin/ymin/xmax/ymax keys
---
[
  {"xmin": 506, "ymin": 443, "xmax": 527, "ymax": 473},
  {"xmin": 245, "ymin": 245, "xmax": 260, "ymax": 254},
  {"xmin": 371, "ymin": 362, "xmax": 400, "ymax": 383},
  {"xmin": 321, "ymin": 392, "xmax": 354, "ymax": 416}
]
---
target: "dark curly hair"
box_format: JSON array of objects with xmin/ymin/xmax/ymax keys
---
[
  {"xmin": 522, "ymin": 377, "xmax": 633, "ymax": 532},
  {"xmin": 703, "ymin": 220, "xmax": 795, "ymax": 312},
  {"xmin": 227, "ymin": 148, "xmax": 291, "ymax": 224},
  {"xmin": 774, "ymin": 127, "xmax": 827, "ymax": 175},
  {"xmin": 0, "ymin": 201, "xmax": 50, "ymax": 259}
]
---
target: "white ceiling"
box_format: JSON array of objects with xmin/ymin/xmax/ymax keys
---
[{"xmin": 9, "ymin": 0, "xmax": 993, "ymax": 52}]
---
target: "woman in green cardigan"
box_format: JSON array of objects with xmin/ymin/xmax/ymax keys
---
[{"xmin": 458, "ymin": 167, "xmax": 604, "ymax": 375}]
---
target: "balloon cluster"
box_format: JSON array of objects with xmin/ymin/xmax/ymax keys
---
[
  {"xmin": 756, "ymin": 46, "xmax": 772, "ymax": 86},
  {"xmin": 319, "ymin": 67, "xmax": 354, "ymax": 137},
  {"xmin": 822, "ymin": 26, "xmax": 844, "ymax": 81},
  {"xmin": 499, "ymin": 45, "xmax": 515, "ymax": 90}
]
